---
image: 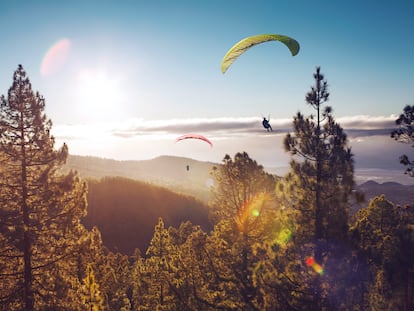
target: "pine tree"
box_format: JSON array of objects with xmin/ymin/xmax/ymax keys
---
[
  {"xmin": 81, "ymin": 264, "xmax": 104, "ymax": 311},
  {"xmin": 284, "ymin": 66, "xmax": 354, "ymax": 244},
  {"xmin": 137, "ymin": 218, "xmax": 178, "ymax": 310},
  {"xmin": 210, "ymin": 152, "xmax": 276, "ymax": 224},
  {"xmin": 282, "ymin": 67, "xmax": 355, "ymax": 310},
  {"xmin": 0, "ymin": 65, "xmax": 88, "ymax": 310},
  {"xmin": 207, "ymin": 152, "xmax": 279, "ymax": 310},
  {"xmin": 99, "ymin": 251, "xmax": 132, "ymax": 311}
]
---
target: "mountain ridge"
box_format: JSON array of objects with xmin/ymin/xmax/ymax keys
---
[
  {"xmin": 64, "ymin": 154, "xmax": 414, "ymax": 207},
  {"xmin": 64, "ymin": 154, "xmax": 217, "ymax": 203}
]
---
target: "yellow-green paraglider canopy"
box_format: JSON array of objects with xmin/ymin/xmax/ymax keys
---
[{"xmin": 221, "ymin": 34, "xmax": 300, "ymax": 74}]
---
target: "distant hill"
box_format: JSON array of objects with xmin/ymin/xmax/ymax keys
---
[
  {"xmin": 83, "ymin": 176, "xmax": 212, "ymax": 255},
  {"xmin": 66, "ymin": 155, "xmax": 414, "ymax": 207},
  {"xmin": 64, "ymin": 154, "xmax": 217, "ymax": 203},
  {"xmin": 356, "ymin": 180, "xmax": 414, "ymax": 207}
]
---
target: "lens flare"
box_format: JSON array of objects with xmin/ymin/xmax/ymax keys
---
[
  {"xmin": 305, "ymin": 256, "xmax": 324, "ymax": 275},
  {"xmin": 235, "ymin": 192, "xmax": 269, "ymax": 233},
  {"xmin": 40, "ymin": 38, "xmax": 71, "ymax": 77}
]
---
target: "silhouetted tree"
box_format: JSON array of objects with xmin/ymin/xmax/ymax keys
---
[
  {"xmin": 391, "ymin": 105, "xmax": 414, "ymax": 176},
  {"xmin": 284, "ymin": 67, "xmax": 354, "ymax": 243},
  {"xmin": 0, "ymin": 65, "xmax": 88, "ymax": 310},
  {"xmin": 283, "ymin": 67, "xmax": 355, "ymax": 310}
]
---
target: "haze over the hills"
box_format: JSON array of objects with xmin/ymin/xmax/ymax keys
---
[
  {"xmin": 64, "ymin": 154, "xmax": 414, "ymax": 206},
  {"xmin": 65, "ymin": 153, "xmax": 414, "ymax": 188}
]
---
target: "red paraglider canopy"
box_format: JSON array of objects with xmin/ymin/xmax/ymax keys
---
[{"xmin": 175, "ymin": 134, "xmax": 213, "ymax": 148}]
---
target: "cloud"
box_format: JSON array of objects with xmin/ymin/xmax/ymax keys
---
[
  {"xmin": 337, "ymin": 115, "xmax": 398, "ymax": 139},
  {"xmin": 110, "ymin": 117, "xmax": 293, "ymax": 138},
  {"xmin": 50, "ymin": 114, "xmax": 414, "ymax": 184},
  {"xmin": 337, "ymin": 115, "xmax": 397, "ymax": 129},
  {"xmin": 52, "ymin": 114, "xmax": 400, "ymax": 143},
  {"xmin": 108, "ymin": 114, "xmax": 399, "ymax": 139}
]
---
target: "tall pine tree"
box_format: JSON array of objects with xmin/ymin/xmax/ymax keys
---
[
  {"xmin": 0, "ymin": 65, "xmax": 88, "ymax": 310},
  {"xmin": 282, "ymin": 67, "xmax": 355, "ymax": 310}
]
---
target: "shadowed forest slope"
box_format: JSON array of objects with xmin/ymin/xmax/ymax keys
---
[
  {"xmin": 65, "ymin": 154, "xmax": 216, "ymax": 203},
  {"xmin": 83, "ymin": 176, "xmax": 212, "ymax": 255},
  {"xmin": 67, "ymin": 154, "xmax": 414, "ymax": 207}
]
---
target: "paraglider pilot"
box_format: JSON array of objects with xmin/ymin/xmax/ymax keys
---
[{"xmin": 262, "ymin": 117, "xmax": 272, "ymax": 132}]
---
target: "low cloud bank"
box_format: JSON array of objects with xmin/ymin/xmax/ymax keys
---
[
  {"xmin": 50, "ymin": 115, "xmax": 410, "ymax": 178},
  {"xmin": 52, "ymin": 114, "xmax": 399, "ymax": 141}
]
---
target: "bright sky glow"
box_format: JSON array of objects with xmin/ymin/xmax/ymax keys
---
[
  {"xmin": 74, "ymin": 68, "xmax": 127, "ymax": 122},
  {"xmin": 0, "ymin": 0, "xmax": 413, "ymax": 183}
]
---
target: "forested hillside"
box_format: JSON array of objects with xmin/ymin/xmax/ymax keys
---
[
  {"xmin": 67, "ymin": 154, "xmax": 414, "ymax": 208},
  {"xmin": 83, "ymin": 176, "xmax": 211, "ymax": 255},
  {"xmin": 65, "ymin": 154, "xmax": 216, "ymax": 203},
  {"xmin": 80, "ymin": 175, "xmax": 414, "ymax": 256}
]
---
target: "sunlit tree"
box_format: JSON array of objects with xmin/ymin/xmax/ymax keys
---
[
  {"xmin": 75, "ymin": 225, "xmax": 133, "ymax": 311},
  {"xmin": 207, "ymin": 152, "xmax": 280, "ymax": 309},
  {"xmin": 0, "ymin": 65, "xmax": 88, "ymax": 310},
  {"xmin": 81, "ymin": 264, "xmax": 105, "ymax": 311},
  {"xmin": 101, "ymin": 251, "xmax": 132, "ymax": 311},
  {"xmin": 210, "ymin": 152, "xmax": 275, "ymax": 222},
  {"xmin": 136, "ymin": 218, "xmax": 178, "ymax": 310}
]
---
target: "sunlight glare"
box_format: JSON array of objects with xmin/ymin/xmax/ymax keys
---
[{"xmin": 75, "ymin": 69, "xmax": 125, "ymax": 121}]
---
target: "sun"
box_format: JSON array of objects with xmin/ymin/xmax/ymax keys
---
[{"xmin": 75, "ymin": 68, "xmax": 125, "ymax": 122}]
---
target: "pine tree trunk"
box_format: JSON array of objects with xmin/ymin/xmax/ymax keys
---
[
  {"xmin": 313, "ymin": 98, "xmax": 323, "ymax": 311},
  {"xmin": 20, "ymin": 113, "xmax": 34, "ymax": 311}
]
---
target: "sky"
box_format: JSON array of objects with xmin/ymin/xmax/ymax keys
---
[{"xmin": 1, "ymin": 0, "xmax": 414, "ymax": 183}]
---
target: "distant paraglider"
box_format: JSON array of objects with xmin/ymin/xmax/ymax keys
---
[
  {"xmin": 221, "ymin": 34, "xmax": 300, "ymax": 74},
  {"xmin": 262, "ymin": 117, "xmax": 272, "ymax": 132},
  {"xmin": 175, "ymin": 134, "xmax": 213, "ymax": 148}
]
